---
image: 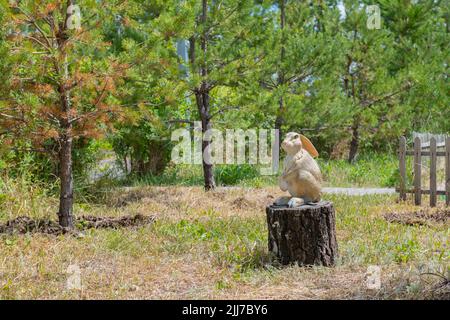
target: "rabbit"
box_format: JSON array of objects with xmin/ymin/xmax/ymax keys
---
[{"xmin": 274, "ymin": 132, "xmax": 323, "ymax": 208}]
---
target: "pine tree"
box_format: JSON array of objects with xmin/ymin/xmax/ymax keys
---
[
  {"xmin": 119, "ymin": 0, "xmax": 265, "ymax": 190},
  {"xmin": 253, "ymin": 0, "xmax": 342, "ymax": 142},
  {"xmin": 0, "ymin": 0, "xmax": 126, "ymax": 228},
  {"xmin": 338, "ymin": 0, "xmax": 416, "ymax": 162},
  {"xmin": 379, "ymin": 0, "xmax": 449, "ymax": 134},
  {"xmin": 186, "ymin": 0, "xmax": 266, "ymax": 189},
  {"xmin": 102, "ymin": 0, "xmax": 184, "ymax": 176}
]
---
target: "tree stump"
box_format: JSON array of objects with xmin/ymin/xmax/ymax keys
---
[{"xmin": 266, "ymin": 201, "xmax": 338, "ymax": 267}]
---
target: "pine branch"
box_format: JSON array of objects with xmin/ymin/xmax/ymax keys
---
[
  {"xmin": 16, "ymin": 7, "xmax": 54, "ymax": 50},
  {"xmin": 209, "ymin": 106, "xmax": 241, "ymax": 119}
]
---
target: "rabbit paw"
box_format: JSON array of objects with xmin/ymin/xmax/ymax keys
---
[
  {"xmin": 287, "ymin": 197, "xmax": 305, "ymax": 208},
  {"xmin": 274, "ymin": 196, "xmax": 291, "ymax": 206}
]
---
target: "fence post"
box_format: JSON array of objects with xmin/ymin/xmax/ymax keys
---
[
  {"xmin": 399, "ymin": 136, "xmax": 407, "ymax": 201},
  {"xmin": 414, "ymin": 137, "xmax": 422, "ymax": 206},
  {"xmin": 430, "ymin": 137, "xmax": 437, "ymax": 207},
  {"xmin": 446, "ymin": 137, "xmax": 450, "ymax": 206}
]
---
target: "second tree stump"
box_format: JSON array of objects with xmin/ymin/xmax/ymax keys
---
[{"xmin": 266, "ymin": 201, "xmax": 338, "ymax": 267}]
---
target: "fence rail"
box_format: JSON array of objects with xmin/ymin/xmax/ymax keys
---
[{"xmin": 398, "ymin": 136, "xmax": 450, "ymax": 207}]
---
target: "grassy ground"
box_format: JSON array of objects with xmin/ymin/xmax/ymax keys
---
[{"xmin": 0, "ymin": 177, "xmax": 448, "ymax": 299}]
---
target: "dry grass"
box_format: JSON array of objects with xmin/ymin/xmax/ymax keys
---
[{"xmin": 0, "ymin": 180, "xmax": 448, "ymax": 300}]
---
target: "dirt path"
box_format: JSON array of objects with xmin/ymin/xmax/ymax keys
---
[{"xmin": 322, "ymin": 187, "xmax": 396, "ymax": 195}]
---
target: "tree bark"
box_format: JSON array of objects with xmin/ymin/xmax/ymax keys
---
[
  {"xmin": 266, "ymin": 201, "xmax": 338, "ymax": 267},
  {"xmin": 56, "ymin": 7, "xmax": 74, "ymax": 228},
  {"xmin": 348, "ymin": 118, "xmax": 360, "ymax": 163},
  {"xmin": 194, "ymin": 0, "xmax": 215, "ymax": 191},
  {"xmin": 275, "ymin": 96, "xmax": 284, "ymax": 139},
  {"xmin": 58, "ymin": 133, "xmax": 74, "ymax": 229},
  {"xmin": 57, "ymin": 61, "xmax": 74, "ymax": 228},
  {"xmin": 196, "ymin": 90, "xmax": 216, "ymax": 190}
]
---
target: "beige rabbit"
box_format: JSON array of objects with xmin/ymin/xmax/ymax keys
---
[{"xmin": 274, "ymin": 132, "xmax": 322, "ymax": 207}]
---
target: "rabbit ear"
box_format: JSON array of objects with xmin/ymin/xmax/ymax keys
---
[{"xmin": 300, "ymin": 134, "xmax": 319, "ymax": 158}]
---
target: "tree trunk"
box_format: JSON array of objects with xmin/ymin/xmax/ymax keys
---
[
  {"xmin": 58, "ymin": 133, "xmax": 74, "ymax": 229},
  {"xmin": 58, "ymin": 67, "xmax": 74, "ymax": 228},
  {"xmin": 348, "ymin": 120, "xmax": 359, "ymax": 163},
  {"xmin": 194, "ymin": 0, "xmax": 215, "ymax": 191},
  {"xmin": 275, "ymin": 96, "xmax": 284, "ymax": 139},
  {"xmin": 196, "ymin": 90, "xmax": 216, "ymax": 191},
  {"xmin": 202, "ymin": 143, "xmax": 215, "ymax": 190},
  {"xmin": 275, "ymin": 0, "xmax": 286, "ymax": 137},
  {"xmin": 266, "ymin": 201, "xmax": 338, "ymax": 267},
  {"xmin": 57, "ymin": 23, "xmax": 74, "ymax": 228}
]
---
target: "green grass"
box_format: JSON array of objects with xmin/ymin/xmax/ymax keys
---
[
  {"xmin": 147, "ymin": 194, "xmax": 448, "ymax": 271},
  {"xmin": 153, "ymin": 215, "xmax": 269, "ymax": 272},
  {"xmin": 112, "ymin": 152, "xmax": 400, "ymax": 188},
  {"xmin": 318, "ymin": 153, "xmax": 402, "ymax": 188},
  {"xmin": 114, "ymin": 164, "xmax": 276, "ymax": 188},
  {"xmin": 0, "ymin": 180, "xmax": 448, "ymax": 299}
]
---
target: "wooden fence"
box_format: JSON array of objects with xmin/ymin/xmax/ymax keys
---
[{"xmin": 398, "ymin": 136, "xmax": 450, "ymax": 207}]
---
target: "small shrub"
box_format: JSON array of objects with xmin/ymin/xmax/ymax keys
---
[{"xmin": 214, "ymin": 164, "xmax": 259, "ymax": 186}]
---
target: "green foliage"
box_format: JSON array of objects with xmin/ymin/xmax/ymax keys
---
[
  {"xmin": 214, "ymin": 164, "xmax": 260, "ymax": 186},
  {"xmin": 319, "ymin": 153, "xmax": 401, "ymax": 187},
  {"xmin": 0, "ymin": 0, "xmax": 448, "ymax": 192},
  {"xmin": 110, "ymin": 121, "xmax": 173, "ymax": 176},
  {"xmin": 250, "ymin": 0, "xmax": 344, "ymax": 135},
  {"xmin": 122, "ymin": 164, "xmax": 203, "ymax": 187},
  {"xmin": 0, "ymin": 137, "xmax": 101, "ymax": 187},
  {"xmin": 112, "ymin": 153, "xmax": 403, "ymax": 188}
]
